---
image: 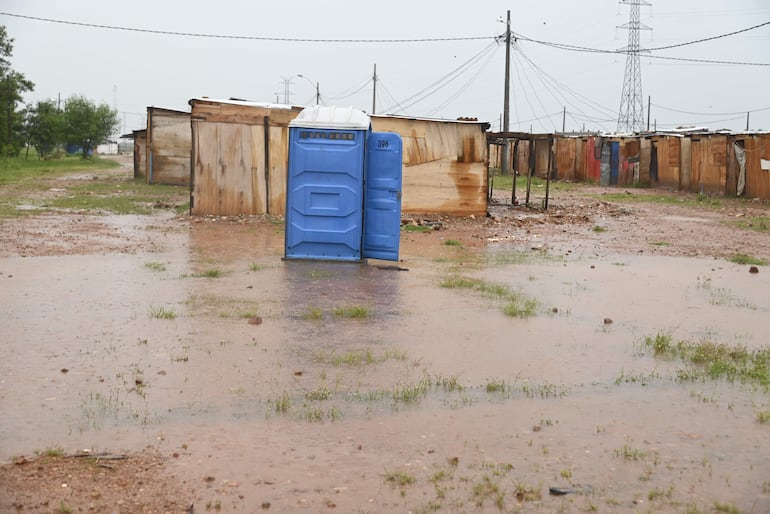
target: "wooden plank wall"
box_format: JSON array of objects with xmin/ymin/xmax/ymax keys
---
[
  {"xmin": 679, "ymin": 138, "xmax": 692, "ymax": 191},
  {"xmin": 371, "ymin": 117, "xmax": 488, "ymax": 215},
  {"xmin": 742, "ymin": 134, "xmax": 770, "ymax": 199},
  {"xmin": 133, "ymin": 132, "xmax": 147, "ymax": 179},
  {"xmin": 555, "ymin": 138, "xmax": 576, "ymax": 181},
  {"xmin": 656, "ymin": 136, "xmax": 681, "ymax": 189},
  {"xmin": 147, "ymin": 109, "xmax": 191, "ymax": 186},
  {"xmin": 639, "ymin": 138, "xmax": 651, "ymax": 185}
]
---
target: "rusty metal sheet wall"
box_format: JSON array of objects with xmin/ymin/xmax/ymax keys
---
[{"xmin": 372, "ymin": 117, "xmax": 488, "ymax": 215}]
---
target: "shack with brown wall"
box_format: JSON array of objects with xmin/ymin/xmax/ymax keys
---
[
  {"xmin": 370, "ymin": 115, "xmax": 488, "ymax": 215},
  {"xmin": 189, "ymin": 99, "xmax": 303, "ymax": 216},
  {"xmin": 189, "ymin": 99, "xmax": 490, "ymax": 216},
  {"xmin": 146, "ymin": 107, "xmax": 192, "ymax": 186}
]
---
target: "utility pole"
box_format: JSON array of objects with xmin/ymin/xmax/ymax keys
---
[
  {"xmin": 372, "ymin": 64, "xmax": 377, "ymax": 114},
  {"xmin": 562, "ymin": 106, "xmax": 566, "ymax": 132},
  {"xmin": 501, "ymin": 10, "xmax": 511, "ymax": 175},
  {"xmin": 647, "ymin": 95, "xmax": 651, "ymax": 131},
  {"xmin": 616, "ymin": 0, "xmax": 651, "ymax": 133},
  {"xmin": 746, "ymin": 111, "xmax": 750, "ymax": 131},
  {"xmin": 315, "ymin": 82, "xmax": 320, "ymax": 105}
]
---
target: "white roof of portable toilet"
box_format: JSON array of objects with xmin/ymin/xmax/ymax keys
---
[{"xmin": 289, "ymin": 106, "xmax": 370, "ymax": 130}]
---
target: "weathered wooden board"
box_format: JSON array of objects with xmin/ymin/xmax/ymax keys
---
[
  {"xmin": 132, "ymin": 130, "xmax": 147, "ymax": 179},
  {"xmin": 147, "ymin": 109, "xmax": 191, "ymax": 186}
]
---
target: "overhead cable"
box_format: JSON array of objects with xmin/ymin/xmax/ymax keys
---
[
  {"xmin": 0, "ymin": 12, "xmax": 491, "ymax": 43},
  {"xmin": 651, "ymin": 103, "xmax": 770, "ymax": 116}
]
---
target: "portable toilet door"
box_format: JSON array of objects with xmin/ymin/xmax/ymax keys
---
[
  {"xmin": 363, "ymin": 131, "xmax": 403, "ymax": 261},
  {"xmin": 285, "ymin": 106, "xmax": 402, "ymax": 262},
  {"xmin": 285, "ymin": 106, "xmax": 371, "ymax": 261}
]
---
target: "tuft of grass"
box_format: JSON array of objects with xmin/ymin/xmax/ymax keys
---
[
  {"xmin": 729, "ymin": 253, "xmax": 767, "ymax": 266},
  {"xmin": 402, "ymin": 224, "xmax": 433, "ymax": 233},
  {"xmin": 333, "ymin": 305, "xmax": 370, "ymax": 319},
  {"xmin": 642, "ymin": 332, "xmax": 770, "ymax": 386},
  {"xmin": 269, "ymin": 392, "xmax": 291, "ymax": 414},
  {"xmin": 144, "ymin": 261, "xmax": 166, "ymax": 272},
  {"xmin": 149, "ymin": 306, "xmax": 177, "ymax": 320},
  {"xmin": 614, "ymin": 445, "xmax": 649, "ymax": 461},
  {"xmin": 305, "ymin": 386, "xmax": 333, "ymax": 401},
  {"xmin": 649, "ymin": 240, "xmax": 671, "ymax": 246},
  {"xmin": 55, "ymin": 502, "xmax": 73, "ymax": 514},
  {"xmin": 441, "ymin": 275, "xmax": 539, "ymax": 318},
  {"xmin": 384, "ymin": 470, "xmax": 416, "ymax": 487},
  {"xmin": 304, "ymin": 307, "xmax": 324, "ymax": 320},
  {"xmin": 197, "ymin": 268, "xmax": 224, "ymax": 278},
  {"xmin": 485, "ymin": 378, "xmax": 507, "ymax": 393},
  {"xmin": 756, "ymin": 410, "xmax": 770, "ymax": 424},
  {"xmin": 249, "ymin": 263, "xmax": 264, "ymax": 272},
  {"xmin": 592, "ymin": 225, "xmax": 607, "ymax": 233},
  {"xmin": 37, "ymin": 446, "xmax": 65, "ymax": 458},
  {"xmin": 730, "ymin": 216, "xmax": 770, "ymax": 234},
  {"xmin": 443, "ymin": 239, "xmax": 462, "ymax": 246}
]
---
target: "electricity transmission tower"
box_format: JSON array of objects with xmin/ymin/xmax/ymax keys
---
[{"xmin": 616, "ymin": 0, "xmax": 651, "ymax": 132}]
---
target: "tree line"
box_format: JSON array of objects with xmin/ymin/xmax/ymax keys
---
[{"xmin": 1, "ymin": 25, "xmax": 120, "ymax": 159}]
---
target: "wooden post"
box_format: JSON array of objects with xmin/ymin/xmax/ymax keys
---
[
  {"xmin": 263, "ymin": 116, "xmax": 271, "ymax": 214},
  {"xmin": 544, "ymin": 137, "xmax": 553, "ymax": 210}
]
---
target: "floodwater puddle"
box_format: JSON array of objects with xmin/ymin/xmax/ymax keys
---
[{"xmin": 1, "ymin": 220, "xmax": 769, "ymax": 512}]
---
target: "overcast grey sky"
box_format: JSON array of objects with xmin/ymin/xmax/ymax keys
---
[{"xmin": 3, "ymin": 1, "xmax": 769, "ymax": 134}]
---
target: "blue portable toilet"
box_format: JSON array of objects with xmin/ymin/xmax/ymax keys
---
[{"xmin": 285, "ymin": 106, "xmax": 402, "ymax": 262}]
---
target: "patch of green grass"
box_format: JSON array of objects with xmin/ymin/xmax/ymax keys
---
[
  {"xmin": 304, "ymin": 307, "xmax": 324, "ymax": 320},
  {"xmin": 513, "ymin": 482, "xmax": 542, "ymax": 502},
  {"xmin": 55, "ymin": 502, "xmax": 73, "ymax": 514},
  {"xmin": 305, "ymin": 386, "xmax": 333, "ymax": 401},
  {"xmin": 0, "ymin": 155, "xmax": 119, "ymax": 185},
  {"xmin": 472, "ymin": 475, "xmax": 505, "ymax": 509},
  {"xmin": 149, "ymin": 306, "xmax": 177, "ymax": 319},
  {"xmin": 502, "ymin": 297, "xmax": 538, "ymax": 318},
  {"xmin": 592, "ymin": 225, "xmax": 607, "ymax": 233},
  {"xmin": 144, "ymin": 261, "xmax": 166, "ymax": 272},
  {"xmin": 269, "ymin": 392, "xmax": 291, "ymax": 414},
  {"xmin": 441, "ymin": 275, "xmax": 539, "ymax": 318},
  {"xmin": 384, "ymin": 470, "xmax": 416, "ymax": 487},
  {"xmin": 491, "ymin": 174, "xmax": 576, "ymax": 193},
  {"xmin": 729, "ymin": 253, "xmax": 767, "ymax": 266},
  {"xmin": 614, "ymin": 444, "xmax": 649, "ymax": 461},
  {"xmin": 713, "ymin": 501, "xmax": 741, "ymax": 514},
  {"xmin": 402, "ymin": 224, "xmax": 433, "ymax": 233},
  {"xmin": 649, "ymin": 240, "xmax": 671, "ymax": 246},
  {"xmin": 37, "ymin": 446, "xmax": 65, "ymax": 457},
  {"xmin": 730, "ymin": 216, "xmax": 770, "ymax": 234},
  {"xmin": 196, "ymin": 268, "xmax": 224, "ymax": 278},
  {"xmin": 249, "ymin": 263, "xmax": 264, "ymax": 271},
  {"xmin": 642, "ymin": 332, "xmax": 770, "ymax": 386},
  {"xmin": 485, "ymin": 378, "xmax": 507, "ymax": 393},
  {"xmin": 333, "ymin": 305, "xmax": 370, "ymax": 319},
  {"xmin": 756, "ymin": 410, "xmax": 770, "ymax": 424},
  {"xmin": 443, "ymin": 239, "xmax": 462, "ymax": 246}
]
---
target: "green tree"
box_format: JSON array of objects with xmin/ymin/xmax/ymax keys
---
[
  {"xmin": 63, "ymin": 95, "xmax": 119, "ymax": 159},
  {"xmin": 25, "ymin": 99, "xmax": 63, "ymax": 157},
  {"xmin": 0, "ymin": 26, "xmax": 34, "ymax": 156}
]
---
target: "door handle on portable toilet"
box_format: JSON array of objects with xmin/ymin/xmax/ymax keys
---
[{"xmin": 389, "ymin": 190, "xmax": 401, "ymax": 200}]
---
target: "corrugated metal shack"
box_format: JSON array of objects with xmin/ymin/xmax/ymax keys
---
[
  {"xmin": 188, "ymin": 98, "xmax": 490, "ymax": 216},
  {"xmin": 371, "ymin": 115, "xmax": 489, "ymax": 215},
  {"xmin": 491, "ymin": 131, "xmax": 770, "ymax": 200},
  {"xmin": 146, "ymin": 107, "xmax": 192, "ymax": 186}
]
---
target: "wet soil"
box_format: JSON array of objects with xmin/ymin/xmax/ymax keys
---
[{"xmin": 1, "ymin": 161, "xmax": 769, "ymax": 513}]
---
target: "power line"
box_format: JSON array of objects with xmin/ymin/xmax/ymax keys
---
[
  {"xmin": 0, "ymin": 12, "xmax": 492, "ymax": 43},
  {"xmin": 651, "ymin": 103, "xmax": 770, "ymax": 116},
  {"xmin": 644, "ymin": 20, "xmax": 770, "ymax": 51}
]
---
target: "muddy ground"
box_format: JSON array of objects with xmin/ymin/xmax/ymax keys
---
[{"xmin": 1, "ymin": 157, "xmax": 769, "ymax": 513}]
